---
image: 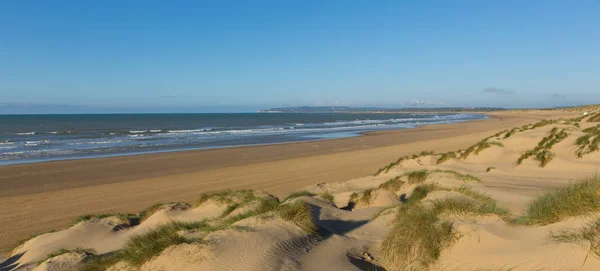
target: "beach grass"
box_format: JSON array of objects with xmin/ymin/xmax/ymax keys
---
[
  {"xmin": 379, "ymin": 175, "xmax": 405, "ymax": 192},
  {"xmin": 407, "ymin": 170, "xmax": 429, "ymax": 184},
  {"xmin": 587, "ymin": 112, "xmax": 600, "ymax": 122},
  {"xmin": 517, "ymin": 127, "xmax": 568, "ymax": 167},
  {"xmin": 551, "ymin": 218, "xmax": 600, "ymax": 257},
  {"xmin": 575, "ymin": 125, "xmax": 600, "ymax": 157},
  {"xmin": 436, "ymin": 152, "xmax": 457, "ymax": 164},
  {"xmin": 320, "ymin": 192, "xmax": 335, "ymax": 205},
  {"xmin": 514, "ymin": 175, "xmax": 600, "ymax": 225},
  {"xmin": 382, "ymin": 204, "xmax": 456, "ymax": 269},
  {"xmin": 431, "ymin": 169, "xmax": 481, "ymax": 183},
  {"xmin": 277, "ymin": 201, "xmax": 318, "ymax": 235},
  {"xmin": 460, "ymin": 140, "xmax": 504, "ymax": 159}
]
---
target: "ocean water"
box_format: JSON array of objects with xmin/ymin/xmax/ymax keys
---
[{"xmin": 0, "ymin": 113, "xmax": 486, "ymax": 165}]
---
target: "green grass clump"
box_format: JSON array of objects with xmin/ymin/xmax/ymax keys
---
[
  {"xmin": 551, "ymin": 218, "xmax": 600, "ymax": 257},
  {"xmin": 517, "ymin": 127, "xmax": 568, "ymax": 167},
  {"xmin": 587, "ymin": 113, "xmax": 600, "ymax": 122},
  {"xmin": 532, "ymin": 119, "xmax": 555, "ymax": 129},
  {"xmin": 460, "ymin": 139, "xmax": 504, "ymax": 159},
  {"xmin": 575, "ymin": 125, "xmax": 600, "ymax": 157},
  {"xmin": 431, "ymin": 169, "xmax": 481, "ymax": 183},
  {"xmin": 359, "ymin": 189, "xmax": 375, "ymax": 205},
  {"xmin": 382, "ymin": 182, "xmax": 508, "ymax": 268},
  {"xmin": 118, "ymin": 223, "xmax": 198, "ymax": 267},
  {"xmin": 282, "ymin": 190, "xmax": 316, "ymax": 202},
  {"xmin": 379, "ymin": 176, "xmax": 405, "ymax": 192},
  {"xmin": 409, "ymin": 183, "xmax": 439, "ymax": 203},
  {"xmin": 277, "ymin": 201, "xmax": 318, "ymax": 235},
  {"xmin": 320, "ymin": 192, "xmax": 335, "ymax": 205},
  {"xmin": 436, "ymin": 152, "xmax": 457, "ymax": 164},
  {"xmin": 381, "ymin": 204, "xmax": 456, "ymax": 268},
  {"xmin": 407, "ymin": 170, "xmax": 429, "ymax": 184},
  {"xmin": 515, "ymin": 175, "xmax": 600, "ymax": 225}
]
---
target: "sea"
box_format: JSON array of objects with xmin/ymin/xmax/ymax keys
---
[{"xmin": 0, "ymin": 113, "xmax": 487, "ymax": 165}]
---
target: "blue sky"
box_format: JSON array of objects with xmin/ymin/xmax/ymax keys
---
[{"xmin": 1, "ymin": 1, "xmax": 599, "ymax": 113}]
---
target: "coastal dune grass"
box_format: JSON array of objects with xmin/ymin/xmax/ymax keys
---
[
  {"xmin": 78, "ymin": 189, "xmax": 320, "ymax": 270},
  {"xmin": 551, "ymin": 218, "xmax": 600, "ymax": 257},
  {"xmin": 406, "ymin": 170, "xmax": 429, "ymax": 184},
  {"xmin": 382, "ymin": 204, "xmax": 455, "ymax": 269},
  {"xmin": 517, "ymin": 127, "xmax": 568, "ymax": 167},
  {"xmin": 382, "ymin": 183, "xmax": 506, "ymax": 269},
  {"xmin": 575, "ymin": 125, "xmax": 600, "ymax": 158},
  {"xmin": 515, "ymin": 174, "xmax": 600, "ymax": 225}
]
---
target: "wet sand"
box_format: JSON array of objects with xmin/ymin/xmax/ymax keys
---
[{"xmin": 0, "ymin": 110, "xmax": 562, "ymax": 254}]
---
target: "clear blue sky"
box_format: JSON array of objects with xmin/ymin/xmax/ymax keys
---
[{"xmin": 1, "ymin": 1, "xmax": 599, "ymax": 113}]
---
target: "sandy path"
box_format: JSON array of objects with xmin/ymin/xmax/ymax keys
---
[{"xmin": 0, "ymin": 111, "xmax": 563, "ymax": 254}]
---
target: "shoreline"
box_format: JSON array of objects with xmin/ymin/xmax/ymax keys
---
[
  {"xmin": 0, "ymin": 113, "xmax": 489, "ymax": 167},
  {"xmin": 0, "ymin": 110, "xmax": 563, "ymax": 254}
]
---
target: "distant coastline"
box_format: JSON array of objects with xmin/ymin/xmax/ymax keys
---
[{"xmin": 258, "ymin": 106, "xmax": 505, "ymax": 113}]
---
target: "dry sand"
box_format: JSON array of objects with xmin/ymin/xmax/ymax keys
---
[{"xmin": 0, "ymin": 110, "xmax": 584, "ymax": 270}]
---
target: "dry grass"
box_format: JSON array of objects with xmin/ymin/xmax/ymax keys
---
[
  {"xmin": 587, "ymin": 112, "xmax": 600, "ymax": 122},
  {"xmin": 407, "ymin": 170, "xmax": 429, "ymax": 184},
  {"xmin": 358, "ymin": 189, "xmax": 375, "ymax": 205},
  {"xmin": 436, "ymin": 152, "xmax": 457, "ymax": 164},
  {"xmin": 460, "ymin": 139, "xmax": 504, "ymax": 159},
  {"xmin": 382, "ymin": 204, "xmax": 456, "ymax": 269},
  {"xmin": 551, "ymin": 218, "xmax": 600, "ymax": 257},
  {"xmin": 431, "ymin": 169, "xmax": 481, "ymax": 183},
  {"xmin": 514, "ymin": 175, "xmax": 600, "ymax": 225},
  {"xmin": 319, "ymin": 192, "xmax": 335, "ymax": 205},
  {"xmin": 382, "ymin": 183, "xmax": 508, "ymax": 269},
  {"xmin": 277, "ymin": 201, "xmax": 318, "ymax": 235},
  {"xmin": 379, "ymin": 176, "xmax": 405, "ymax": 192},
  {"xmin": 517, "ymin": 127, "xmax": 568, "ymax": 167},
  {"xmin": 575, "ymin": 125, "xmax": 600, "ymax": 158}
]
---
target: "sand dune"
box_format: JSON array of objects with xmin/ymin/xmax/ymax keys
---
[{"xmin": 5, "ymin": 109, "xmax": 600, "ymax": 270}]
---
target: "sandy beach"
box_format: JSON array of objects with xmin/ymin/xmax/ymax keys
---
[{"xmin": 0, "ymin": 110, "xmax": 561, "ymax": 257}]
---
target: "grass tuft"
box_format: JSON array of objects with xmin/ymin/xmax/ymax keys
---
[
  {"xmin": 486, "ymin": 166, "xmax": 496, "ymax": 172},
  {"xmin": 320, "ymin": 192, "xmax": 335, "ymax": 205},
  {"xmin": 436, "ymin": 152, "xmax": 457, "ymax": 164},
  {"xmin": 407, "ymin": 170, "xmax": 429, "ymax": 184},
  {"xmin": 382, "ymin": 204, "xmax": 456, "ymax": 268},
  {"xmin": 575, "ymin": 125, "xmax": 600, "ymax": 157},
  {"xmin": 460, "ymin": 139, "xmax": 504, "ymax": 159},
  {"xmin": 277, "ymin": 201, "xmax": 318, "ymax": 235},
  {"xmin": 517, "ymin": 127, "xmax": 568, "ymax": 167},
  {"xmin": 515, "ymin": 175, "xmax": 600, "ymax": 225},
  {"xmin": 587, "ymin": 112, "xmax": 600, "ymax": 122},
  {"xmin": 379, "ymin": 176, "xmax": 405, "ymax": 192},
  {"xmin": 117, "ymin": 223, "xmax": 197, "ymax": 267},
  {"xmin": 551, "ymin": 218, "xmax": 600, "ymax": 257},
  {"xmin": 431, "ymin": 169, "xmax": 481, "ymax": 183}
]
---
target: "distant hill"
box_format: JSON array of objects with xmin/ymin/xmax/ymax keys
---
[{"xmin": 258, "ymin": 106, "xmax": 506, "ymax": 113}]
